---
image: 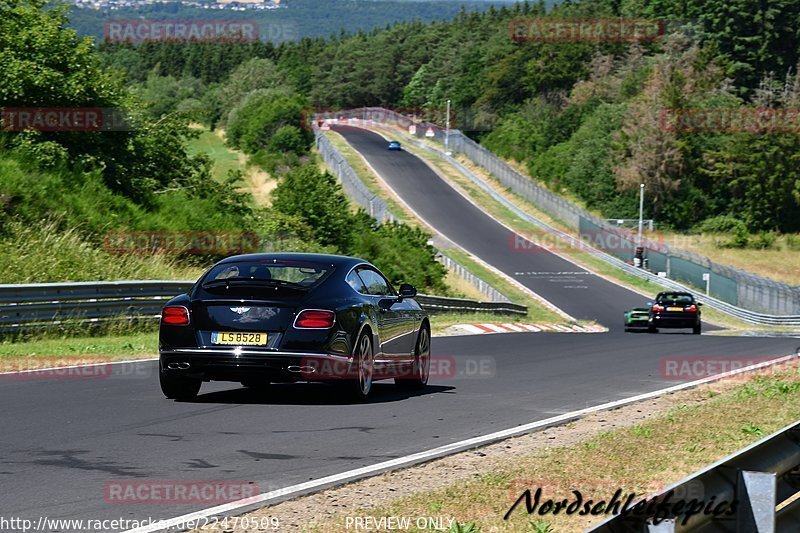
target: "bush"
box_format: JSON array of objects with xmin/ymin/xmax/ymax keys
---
[
  {"xmin": 785, "ymin": 234, "xmax": 800, "ymax": 251},
  {"xmin": 719, "ymin": 224, "xmax": 751, "ymax": 249},
  {"xmin": 693, "ymin": 215, "xmax": 748, "ymax": 234},
  {"xmin": 751, "ymin": 231, "xmax": 778, "ymax": 250},
  {"xmin": 226, "ymin": 90, "xmax": 311, "ymax": 155}
]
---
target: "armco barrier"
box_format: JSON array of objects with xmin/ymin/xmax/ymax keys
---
[
  {"xmin": 0, "ymin": 280, "xmax": 526, "ymax": 330},
  {"xmin": 322, "ymin": 108, "xmax": 800, "ymax": 317},
  {"xmin": 586, "ymin": 420, "xmax": 800, "ymax": 532},
  {"xmin": 315, "ymin": 131, "xmax": 394, "ymax": 223}
]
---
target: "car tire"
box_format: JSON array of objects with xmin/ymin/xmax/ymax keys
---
[
  {"xmin": 648, "ymin": 325, "xmax": 658, "ymax": 333},
  {"xmin": 160, "ymin": 371, "xmax": 201, "ymax": 400},
  {"xmin": 693, "ymin": 323, "xmax": 702, "ymax": 335},
  {"xmin": 349, "ymin": 331, "xmax": 374, "ymax": 401},
  {"xmin": 396, "ymin": 325, "xmax": 430, "ymax": 389}
]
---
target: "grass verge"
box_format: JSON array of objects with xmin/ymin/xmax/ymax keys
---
[
  {"xmin": 0, "ymin": 331, "xmax": 158, "ymax": 370},
  {"xmin": 213, "ymin": 358, "xmax": 800, "ymax": 533}
]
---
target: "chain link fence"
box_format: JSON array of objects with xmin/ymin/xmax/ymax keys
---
[{"xmin": 326, "ymin": 108, "xmax": 800, "ymax": 315}]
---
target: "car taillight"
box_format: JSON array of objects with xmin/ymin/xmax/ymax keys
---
[
  {"xmin": 162, "ymin": 306, "xmax": 190, "ymax": 326},
  {"xmin": 652, "ymin": 304, "xmax": 665, "ymax": 312},
  {"xmin": 294, "ymin": 309, "xmax": 335, "ymax": 329},
  {"xmin": 685, "ymin": 305, "xmax": 697, "ymax": 312}
]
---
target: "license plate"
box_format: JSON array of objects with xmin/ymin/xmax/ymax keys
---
[
  {"xmin": 667, "ymin": 306, "xmax": 683, "ymax": 312},
  {"xmin": 211, "ymin": 331, "xmax": 267, "ymax": 346}
]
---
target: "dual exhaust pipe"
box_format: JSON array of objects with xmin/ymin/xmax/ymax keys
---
[
  {"xmin": 167, "ymin": 362, "xmax": 316, "ymax": 373},
  {"xmin": 287, "ymin": 365, "xmax": 316, "ymax": 374}
]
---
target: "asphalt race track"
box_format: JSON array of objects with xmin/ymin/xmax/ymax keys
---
[
  {"xmin": 1, "ymin": 127, "xmax": 797, "ymax": 531},
  {"xmin": 2, "ymin": 334, "xmax": 798, "ymax": 530},
  {"xmin": 334, "ymin": 125, "xmax": 682, "ymax": 330}
]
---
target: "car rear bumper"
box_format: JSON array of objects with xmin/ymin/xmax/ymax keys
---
[
  {"xmin": 651, "ymin": 316, "xmax": 699, "ymax": 328},
  {"xmin": 159, "ymin": 348, "xmax": 355, "ymax": 382}
]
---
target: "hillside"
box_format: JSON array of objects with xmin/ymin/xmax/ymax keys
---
[{"xmin": 99, "ymin": 0, "xmax": 800, "ymax": 245}]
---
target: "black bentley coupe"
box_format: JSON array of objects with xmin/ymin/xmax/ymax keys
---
[{"xmin": 158, "ymin": 253, "xmax": 430, "ymax": 401}]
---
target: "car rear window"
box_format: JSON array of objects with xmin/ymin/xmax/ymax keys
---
[
  {"xmin": 657, "ymin": 293, "xmax": 694, "ymax": 304},
  {"xmin": 204, "ymin": 261, "xmax": 333, "ymax": 288}
]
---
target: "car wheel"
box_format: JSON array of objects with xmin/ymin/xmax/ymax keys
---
[
  {"xmin": 396, "ymin": 325, "xmax": 430, "ymax": 389},
  {"xmin": 160, "ymin": 371, "xmax": 201, "ymax": 400},
  {"xmin": 349, "ymin": 331, "xmax": 374, "ymax": 401},
  {"xmin": 693, "ymin": 323, "xmax": 702, "ymax": 335}
]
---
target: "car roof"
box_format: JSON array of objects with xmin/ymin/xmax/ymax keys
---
[
  {"xmin": 656, "ymin": 291, "xmax": 694, "ymax": 298},
  {"xmin": 216, "ymin": 252, "xmax": 368, "ymax": 270}
]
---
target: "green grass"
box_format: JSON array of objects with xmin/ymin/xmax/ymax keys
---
[
  {"xmin": 302, "ymin": 367, "xmax": 800, "ymax": 532},
  {"xmin": 0, "ymin": 331, "xmax": 158, "ymax": 369},
  {"xmin": 186, "ymin": 128, "xmax": 243, "ymax": 182},
  {"xmin": 0, "ymin": 220, "xmax": 204, "ymax": 284}
]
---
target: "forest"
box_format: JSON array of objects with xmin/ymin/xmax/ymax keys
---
[{"xmin": 97, "ymin": 0, "xmax": 800, "ymax": 235}]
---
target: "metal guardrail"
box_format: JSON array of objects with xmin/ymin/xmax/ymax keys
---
[
  {"xmin": 415, "ymin": 294, "xmax": 526, "ymax": 315},
  {"xmin": 315, "ymin": 130, "xmax": 395, "ymax": 223},
  {"xmin": 435, "ymin": 252, "xmax": 511, "ymax": 303},
  {"xmin": 328, "ymin": 110, "xmax": 800, "ymax": 327},
  {"xmin": 0, "ymin": 280, "xmax": 527, "ymax": 330},
  {"xmin": 587, "ymin": 420, "xmax": 800, "ymax": 532}
]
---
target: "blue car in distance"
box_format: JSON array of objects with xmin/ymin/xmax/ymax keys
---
[{"xmin": 387, "ymin": 140, "xmax": 402, "ymax": 151}]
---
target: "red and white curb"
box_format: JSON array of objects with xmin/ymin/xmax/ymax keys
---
[{"xmin": 443, "ymin": 323, "xmax": 606, "ymax": 336}]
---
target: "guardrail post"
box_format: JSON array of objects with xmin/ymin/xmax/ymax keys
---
[
  {"xmin": 647, "ymin": 519, "xmax": 676, "ymax": 532},
  {"xmin": 737, "ymin": 470, "xmax": 776, "ymax": 532}
]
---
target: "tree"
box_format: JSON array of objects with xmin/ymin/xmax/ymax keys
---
[
  {"xmin": 612, "ymin": 69, "xmax": 684, "ymax": 219},
  {"xmin": 270, "ymin": 165, "xmax": 353, "ymax": 250}
]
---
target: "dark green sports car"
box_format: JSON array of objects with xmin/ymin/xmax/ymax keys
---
[{"xmin": 624, "ymin": 306, "xmax": 651, "ymax": 331}]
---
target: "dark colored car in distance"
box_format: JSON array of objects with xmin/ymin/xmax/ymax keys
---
[
  {"xmin": 387, "ymin": 140, "xmax": 402, "ymax": 150},
  {"xmin": 648, "ymin": 291, "xmax": 702, "ymax": 334},
  {"xmin": 159, "ymin": 253, "xmax": 430, "ymax": 401}
]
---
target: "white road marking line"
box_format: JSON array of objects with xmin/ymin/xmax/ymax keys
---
[{"xmin": 123, "ymin": 352, "xmax": 799, "ymax": 533}]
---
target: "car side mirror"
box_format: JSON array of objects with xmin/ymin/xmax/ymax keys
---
[
  {"xmin": 697, "ymin": 302, "xmax": 703, "ymax": 307},
  {"xmin": 398, "ymin": 283, "xmax": 417, "ymax": 299}
]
